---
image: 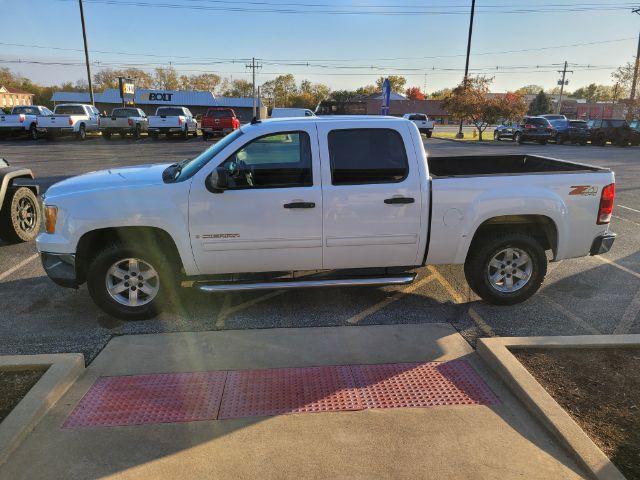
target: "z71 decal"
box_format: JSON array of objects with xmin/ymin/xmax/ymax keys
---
[{"xmin": 569, "ymin": 185, "xmax": 598, "ymax": 196}]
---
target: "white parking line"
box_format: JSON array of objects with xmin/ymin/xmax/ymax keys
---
[
  {"xmin": 0, "ymin": 253, "xmax": 39, "ymax": 282},
  {"xmin": 614, "ymin": 287, "xmax": 640, "ymax": 334},
  {"xmin": 613, "ymin": 215, "xmax": 640, "ymax": 227},
  {"xmin": 594, "ymin": 255, "xmax": 640, "ymax": 280},
  {"xmin": 215, "ymin": 290, "xmax": 286, "ymax": 328},
  {"xmin": 539, "ymin": 294, "xmax": 601, "ymax": 334},
  {"xmin": 346, "ymin": 274, "xmax": 436, "ymax": 325},
  {"xmin": 618, "ymin": 205, "xmax": 640, "ymax": 214}
]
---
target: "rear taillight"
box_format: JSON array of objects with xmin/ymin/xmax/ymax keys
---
[
  {"xmin": 178, "ymin": 117, "xmax": 183, "ymax": 125},
  {"xmin": 68, "ymin": 118, "xmax": 73, "ymax": 126},
  {"xmin": 128, "ymin": 118, "xmax": 133, "ymax": 126},
  {"xmin": 597, "ymin": 183, "xmax": 615, "ymax": 225},
  {"xmin": 18, "ymin": 114, "xmax": 25, "ymax": 123}
]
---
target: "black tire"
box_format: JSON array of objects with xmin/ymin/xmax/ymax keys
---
[
  {"xmin": 555, "ymin": 133, "xmax": 563, "ymax": 144},
  {"xmin": 103, "ymin": 131, "xmax": 112, "ymax": 140},
  {"xmin": 464, "ymin": 232, "xmax": 547, "ymax": 306},
  {"xmin": 182, "ymin": 127, "xmax": 189, "ymax": 140},
  {"xmin": 151, "ymin": 132, "xmax": 159, "ymax": 140},
  {"xmin": 514, "ymin": 132, "xmax": 523, "ymax": 144},
  {"xmin": 538, "ymin": 139, "xmax": 548, "ymax": 145},
  {"xmin": 594, "ymin": 133, "xmax": 606, "ymax": 146},
  {"xmin": 133, "ymin": 124, "xmax": 141, "ymax": 139},
  {"xmin": 192, "ymin": 128, "xmax": 198, "ymax": 138},
  {"xmin": 77, "ymin": 124, "xmax": 86, "ymax": 141},
  {"xmin": 0, "ymin": 187, "xmax": 40, "ymax": 243},
  {"xmin": 28, "ymin": 124, "xmax": 38, "ymax": 140},
  {"xmin": 494, "ymin": 130, "xmax": 500, "ymax": 141},
  {"xmin": 119, "ymin": 130, "xmax": 127, "ymax": 139},
  {"xmin": 426, "ymin": 131, "xmax": 432, "ymax": 138},
  {"xmin": 86, "ymin": 243, "xmax": 176, "ymax": 320}
]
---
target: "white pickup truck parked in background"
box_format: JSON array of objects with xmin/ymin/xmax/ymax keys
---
[
  {"xmin": 100, "ymin": 107, "xmax": 148, "ymax": 139},
  {"xmin": 0, "ymin": 105, "xmax": 53, "ymax": 140},
  {"xmin": 37, "ymin": 116, "xmax": 616, "ymax": 320},
  {"xmin": 148, "ymin": 106, "xmax": 198, "ymax": 139},
  {"xmin": 403, "ymin": 113, "xmax": 435, "ymax": 137},
  {"xmin": 37, "ymin": 104, "xmax": 100, "ymax": 140}
]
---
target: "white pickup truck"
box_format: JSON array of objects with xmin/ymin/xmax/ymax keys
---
[
  {"xmin": 37, "ymin": 104, "xmax": 101, "ymax": 140},
  {"xmin": 0, "ymin": 105, "xmax": 53, "ymax": 140},
  {"xmin": 100, "ymin": 107, "xmax": 148, "ymax": 139},
  {"xmin": 148, "ymin": 106, "xmax": 198, "ymax": 139},
  {"xmin": 37, "ymin": 116, "xmax": 616, "ymax": 320},
  {"xmin": 403, "ymin": 113, "xmax": 435, "ymax": 137}
]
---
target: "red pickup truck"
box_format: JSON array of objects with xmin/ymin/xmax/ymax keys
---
[{"xmin": 201, "ymin": 107, "xmax": 240, "ymax": 140}]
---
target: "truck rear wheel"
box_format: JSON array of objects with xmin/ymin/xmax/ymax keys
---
[
  {"xmin": 86, "ymin": 243, "xmax": 174, "ymax": 320},
  {"xmin": 29, "ymin": 124, "xmax": 38, "ymax": 140},
  {"xmin": 77, "ymin": 125, "xmax": 86, "ymax": 141},
  {"xmin": 464, "ymin": 232, "xmax": 547, "ymax": 305},
  {"xmin": 0, "ymin": 187, "xmax": 40, "ymax": 243},
  {"xmin": 133, "ymin": 124, "xmax": 141, "ymax": 139}
]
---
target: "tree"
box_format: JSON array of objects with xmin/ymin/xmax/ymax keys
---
[
  {"xmin": 93, "ymin": 68, "xmax": 154, "ymax": 91},
  {"xmin": 516, "ymin": 84, "xmax": 545, "ymax": 95},
  {"xmin": 430, "ymin": 88, "xmax": 452, "ymax": 100},
  {"xmin": 405, "ymin": 86, "xmax": 425, "ymax": 100},
  {"xmin": 183, "ymin": 73, "xmax": 221, "ymax": 91},
  {"xmin": 261, "ymin": 74, "xmax": 297, "ymax": 108},
  {"xmin": 527, "ymin": 90, "xmax": 552, "ymax": 115},
  {"xmin": 153, "ymin": 67, "xmax": 179, "ymax": 90},
  {"xmin": 375, "ymin": 75, "xmax": 406, "ymax": 93},
  {"xmin": 220, "ymin": 78, "xmax": 253, "ymax": 97},
  {"xmin": 288, "ymin": 80, "xmax": 331, "ymax": 109},
  {"xmin": 612, "ymin": 61, "xmax": 635, "ymax": 97},
  {"xmin": 442, "ymin": 76, "xmax": 522, "ymax": 141}
]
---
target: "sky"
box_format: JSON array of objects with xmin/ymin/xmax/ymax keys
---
[{"xmin": 1, "ymin": 0, "xmax": 639, "ymax": 94}]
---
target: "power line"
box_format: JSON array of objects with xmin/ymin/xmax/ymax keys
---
[{"xmin": 0, "ymin": 36, "xmax": 634, "ymax": 65}]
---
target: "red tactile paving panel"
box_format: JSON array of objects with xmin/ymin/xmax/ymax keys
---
[
  {"xmin": 218, "ymin": 365, "xmax": 363, "ymax": 419},
  {"xmin": 352, "ymin": 359, "xmax": 500, "ymax": 409},
  {"xmin": 63, "ymin": 371, "xmax": 227, "ymax": 428}
]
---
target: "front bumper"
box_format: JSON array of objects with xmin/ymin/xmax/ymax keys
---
[
  {"xmin": 40, "ymin": 252, "xmax": 77, "ymax": 288},
  {"xmin": 590, "ymin": 233, "xmax": 616, "ymax": 256}
]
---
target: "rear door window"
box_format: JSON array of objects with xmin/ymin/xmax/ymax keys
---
[{"xmin": 328, "ymin": 128, "xmax": 409, "ymax": 185}]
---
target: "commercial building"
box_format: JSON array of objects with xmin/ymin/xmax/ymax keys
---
[
  {"xmin": 318, "ymin": 93, "xmax": 452, "ymax": 123},
  {"xmin": 51, "ymin": 88, "xmax": 267, "ymax": 122},
  {"xmin": 0, "ymin": 86, "xmax": 34, "ymax": 109}
]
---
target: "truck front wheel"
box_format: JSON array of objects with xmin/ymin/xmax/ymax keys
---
[
  {"xmin": 0, "ymin": 187, "xmax": 40, "ymax": 243},
  {"xmin": 87, "ymin": 244, "xmax": 173, "ymax": 320},
  {"xmin": 464, "ymin": 232, "xmax": 547, "ymax": 305}
]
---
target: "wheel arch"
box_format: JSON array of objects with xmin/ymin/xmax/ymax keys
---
[
  {"xmin": 465, "ymin": 215, "xmax": 558, "ymax": 264},
  {"xmin": 75, "ymin": 226, "xmax": 184, "ymax": 285},
  {"xmin": 0, "ymin": 168, "xmax": 36, "ymax": 210}
]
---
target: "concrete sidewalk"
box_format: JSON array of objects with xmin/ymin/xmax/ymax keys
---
[{"xmin": 0, "ymin": 323, "xmax": 587, "ymax": 479}]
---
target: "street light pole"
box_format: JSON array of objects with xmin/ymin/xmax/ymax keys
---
[
  {"xmin": 78, "ymin": 0, "xmax": 94, "ymax": 105},
  {"xmin": 456, "ymin": 0, "xmax": 476, "ymax": 139},
  {"xmin": 629, "ymin": 8, "xmax": 640, "ymax": 119}
]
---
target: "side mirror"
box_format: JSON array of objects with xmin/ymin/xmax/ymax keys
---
[{"xmin": 205, "ymin": 166, "xmax": 229, "ymax": 194}]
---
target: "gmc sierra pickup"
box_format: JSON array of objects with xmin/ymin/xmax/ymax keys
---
[
  {"xmin": 0, "ymin": 105, "xmax": 52, "ymax": 140},
  {"xmin": 37, "ymin": 116, "xmax": 616, "ymax": 320},
  {"xmin": 100, "ymin": 107, "xmax": 148, "ymax": 139}
]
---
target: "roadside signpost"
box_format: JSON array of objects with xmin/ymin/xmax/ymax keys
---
[
  {"xmin": 380, "ymin": 78, "xmax": 391, "ymax": 116},
  {"xmin": 118, "ymin": 77, "xmax": 135, "ymax": 107}
]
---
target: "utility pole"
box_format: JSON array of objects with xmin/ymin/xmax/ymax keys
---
[
  {"xmin": 78, "ymin": 0, "xmax": 94, "ymax": 105},
  {"xmin": 555, "ymin": 61, "xmax": 573, "ymax": 114},
  {"xmin": 456, "ymin": 0, "xmax": 476, "ymax": 139},
  {"xmin": 629, "ymin": 7, "xmax": 640, "ymax": 120},
  {"xmin": 246, "ymin": 57, "xmax": 262, "ymax": 118}
]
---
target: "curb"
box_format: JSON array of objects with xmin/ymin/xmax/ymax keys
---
[
  {"xmin": 478, "ymin": 335, "xmax": 640, "ymax": 480},
  {"xmin": 0, "ymin": 353, "xmax": 84, "ymax": 466}
]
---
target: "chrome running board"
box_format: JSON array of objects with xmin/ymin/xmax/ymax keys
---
[{"xmin": 195, "ymin": 274, "xmax": 416, "ymax": 293}]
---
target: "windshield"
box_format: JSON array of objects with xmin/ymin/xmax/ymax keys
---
[
  {"xmin": 168, "ymin": 128, "xmax": 243, "ymax": 182},
  {"xmin": 550, "ymin": 119, "xmax": 568, "ymax": 128}
]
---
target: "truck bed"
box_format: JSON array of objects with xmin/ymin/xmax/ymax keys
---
[{"xmin": 427, "ymin": 154, "xmax": 606, "ymax": 178}]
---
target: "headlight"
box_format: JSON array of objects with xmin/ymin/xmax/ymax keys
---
[{"xmin": 44, "ymin": 206, "xmax": 58, "ymax": 234}]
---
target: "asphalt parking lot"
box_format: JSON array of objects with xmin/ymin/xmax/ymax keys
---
[{"xmin": 1, "ymin": 134, "xmax": 640, "ymax": 362}]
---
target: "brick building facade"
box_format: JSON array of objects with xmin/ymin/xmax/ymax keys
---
[{"xmin": 0, "ymin": 86, "xmax": 34, "ymax": 110}]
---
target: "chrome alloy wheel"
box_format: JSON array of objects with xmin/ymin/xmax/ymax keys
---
[
  {"xmin": 487, "ymin": 248, "xmax": 532, "ymax": 293},
  {"xmin": 106, "ymin": 258, "xmax": 159, "ymax": 307},
  {"xmin": 15, "ymin": 196, "xmax": 37, "ymax": 233}
]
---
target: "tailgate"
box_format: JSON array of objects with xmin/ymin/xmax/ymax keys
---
[
  {"xmin": 0, "ymin": 115, "xmax": 22, "ymax": 127},
  {"xmin": 149, "ymin": 116, "xmax": 180, "ymax": 127}
]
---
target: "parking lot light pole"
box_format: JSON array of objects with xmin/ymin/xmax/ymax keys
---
[
  {"xmin": 78, "ymin": 0, "xmax": 94, "ymax": 106},
  {"xmin": 456, "ymin": 0, "xmax": 476, "ymax": 139},
  {"xmin": 629, "ymin": 7, "xmax": 640, "ymax": 120}
]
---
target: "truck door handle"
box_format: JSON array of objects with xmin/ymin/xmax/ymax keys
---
[
  {"xmin": 284, "ymin": 202, "xmax": 315, "ymax": 209},
  {"xmin": 384, "ymin": 197, "xmax": 415, "ymax": 205}
]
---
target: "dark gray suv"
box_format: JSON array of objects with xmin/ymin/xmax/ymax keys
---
[{"xmin": 494, "ymin": 116, "xmax": 554, "ymax": 144}]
